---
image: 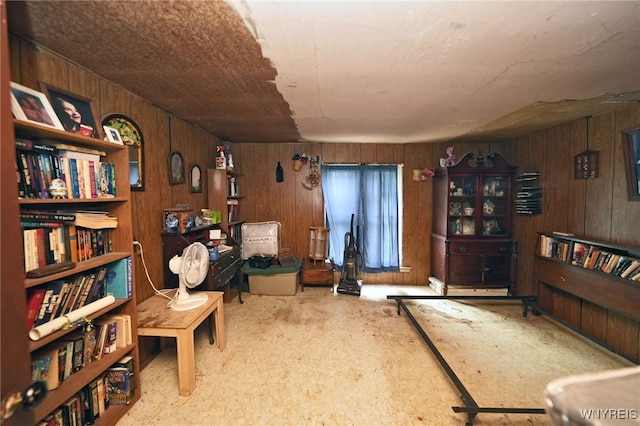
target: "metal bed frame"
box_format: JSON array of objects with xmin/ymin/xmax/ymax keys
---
[
  {"xmin": 386, "ymin": 295, "xmax": 546, "ymax": 426},
  {"xmin": 388, "ymin": 294, "xmax": 640, "ymax": 425}
]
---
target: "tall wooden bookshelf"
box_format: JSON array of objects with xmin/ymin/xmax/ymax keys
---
[
  {"xmin": 207, "ymin": 168, "xmax": 245, "ymax": 242},
  {"xmin": 2, "ymin": 108, "xmax": 141, "ymax": 424}
]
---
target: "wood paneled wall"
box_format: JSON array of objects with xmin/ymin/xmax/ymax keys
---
[
  {"xmin": 10, "ymin": 32, "xmax": 640, "ymax": 363},
  {"xmin": 500, "ymin": 105, "xmax": 640, "ymax": 360}
]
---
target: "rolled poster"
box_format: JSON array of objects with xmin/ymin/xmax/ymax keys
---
[{"xmin": 29, "ymin": 295, "xmax": 116, "ymax": 341}]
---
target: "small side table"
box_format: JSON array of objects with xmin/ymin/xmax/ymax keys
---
[
  {"xmin": 137, "ymin": 291, "xmax": 226, "ymax": 396},
  {"xmin": 301, "ymin": 260, "xmax": 334, "ymax": 292}
]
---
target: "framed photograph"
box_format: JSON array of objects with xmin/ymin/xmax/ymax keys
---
[
  {"xmin": 190, "ymin": 164, "xmax": 202, "ymax": 193},
  {"xmin": 623, "ymin": 126, "xmax": 640, "ymax": 201},
  {"xmin": 103, "ymin": 125, "xmax": 124, "ymax": 144},
  {"xmin": 38, "ymin": 82, "xmax": 103, "ymax": 139},
  {"xmin": 169, "ymin": 151, "xmax": 185, "ymax": 185},
  {"xmin": 9, "ymin": 82, "xmax": 64, "ymax": 130}
]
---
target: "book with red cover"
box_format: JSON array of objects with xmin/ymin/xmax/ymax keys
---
[{"xmin": 26, "ymin": 288, "xmax": 46, "ymax": 330}]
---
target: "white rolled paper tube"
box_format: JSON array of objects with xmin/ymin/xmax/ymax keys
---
[{"xmin": 29, "ymin": 295, "xmax": 116, "ymax": 341}]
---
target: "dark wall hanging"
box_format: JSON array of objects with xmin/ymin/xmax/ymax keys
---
[
  {"xmin": 169, "ymin": 151, "xmax": 185, "ymax": 185},
  {"xmin": 190, "ymin": 164, "xmax": 202, "ymax": 193}
]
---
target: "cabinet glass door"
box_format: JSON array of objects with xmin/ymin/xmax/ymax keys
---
[
  {"xmin": 448, "ymin": 176, "xmax": 477, "ymax": 236},
  {"xmin": 481, "ymin": 176, "xmax": 509, "ymax": 236}
]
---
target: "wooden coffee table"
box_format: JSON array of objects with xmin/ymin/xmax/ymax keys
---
[{"xmin": 137, "ymin": 291, "xmax": 226, "ymax": 395}]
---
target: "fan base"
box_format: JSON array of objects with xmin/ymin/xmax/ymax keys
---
[{"xmin": 171, "ymin": 292, "xmax": 209, "ymax": 311}]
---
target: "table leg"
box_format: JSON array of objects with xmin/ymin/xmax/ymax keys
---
[
  {"xmin": 175, "ymin": 330, "xmax": 196, "ymax": 396},
  {"xmin": 214, "ymin": 297, "xmax": 226, "ymax": 351},
  {"xmin": 208, "ymin": 313, "xmax": 215, "ymax": 345}
]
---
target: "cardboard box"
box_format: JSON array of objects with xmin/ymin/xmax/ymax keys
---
[
  {"xmin": 200, "ymin": 209, "xmax": 221, "ymax": 224},
  {"xmin": 163, "ymin": 208, "xmax": 193, "ymax": 233}
]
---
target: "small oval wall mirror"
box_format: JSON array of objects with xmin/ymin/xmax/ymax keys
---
[
  {"xmin": 623, "ymin": 125, "xmax": 640, "ymax": 201},
  {"xmin": 102, "ymin": 114, "xmax": 144, "ymax": 191}
]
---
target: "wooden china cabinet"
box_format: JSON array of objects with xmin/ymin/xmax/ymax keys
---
[{"xmin": 430, "ymin": 152, "xmax": 517, "ymax": 295}]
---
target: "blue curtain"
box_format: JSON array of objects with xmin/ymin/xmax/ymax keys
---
[{"xmin": 321, "ymin": 164, "xmax": 399, "ymax": 273}]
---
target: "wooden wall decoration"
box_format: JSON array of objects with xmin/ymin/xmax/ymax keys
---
[
  {"xmin": 574, "ymin": 150, "xmax": 599, "ymax": 179},
  {"xmin": 169, "ymin": 151, "xmax": 185, "ymax": 185}
]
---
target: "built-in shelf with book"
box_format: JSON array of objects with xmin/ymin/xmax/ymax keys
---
[
  {"xmin": 537, "ymin": 232, "xmax": 640, "ymax": 283},
  {"xmin": 13, "ymin": 119, "xmax": 141, "ymax": 425},
  {"xmin": 535, "ymin": 232, "xmax": 640, "ymax": 359}
]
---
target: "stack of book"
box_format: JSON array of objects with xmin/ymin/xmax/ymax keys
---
[{"xmin": 21, "ymin": 210, "xmax": 118, "ymax": 272}]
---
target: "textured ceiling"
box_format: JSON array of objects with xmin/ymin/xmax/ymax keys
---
[{"xmin": 7, "ymin": 1, "xmax": 640, "ymax": 144}]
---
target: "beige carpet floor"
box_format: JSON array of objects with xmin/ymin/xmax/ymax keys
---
[{"xmin": 117, "ymin": 285, "xmax": 634, "ymax": 426}]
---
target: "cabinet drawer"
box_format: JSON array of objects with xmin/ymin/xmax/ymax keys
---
[
  {"xmin": 449, "ymin": 241, "xmax": 512, "ymax": 255},
  {"xmin": 212, "ymin": 246, "xmax": 241, "ymax": 275},
  {"xmin": 535, "ymin": 257, "xmax": 640, "ymax": 320},
  {"xmin": 302, "ymin": 265, "xmax": 334, "ymax": 284},
  {"xmin": 208, "ymin": 257, "xmax": 240, "ymax": 289}
]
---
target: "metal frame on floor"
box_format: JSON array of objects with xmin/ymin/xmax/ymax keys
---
[{"xmin": 386, "ymin": 295, "xmax": 546, "ymax": 426}]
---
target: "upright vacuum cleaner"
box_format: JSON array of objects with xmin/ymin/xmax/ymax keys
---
[{"xmin": 337, "ymin": 214, "xmax": 364, "ymax": 296}]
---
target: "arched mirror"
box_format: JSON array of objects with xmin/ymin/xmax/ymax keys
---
[
  {"xmin": 102, "ymin": 114, "xmax": 144, "ymax": 191},
  {"xmin": 623, "ymin": 126, "xmax": 640, "ymax": 201}
]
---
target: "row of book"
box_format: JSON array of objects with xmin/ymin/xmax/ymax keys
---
[
  {"xmin": 32, "ymin": 311, "xmax": 132, "ymax": 389},
  {"xmin": 227, "ymin": 199, "xmax": 240, "ymax": 223},
  {"xmin": 22, "ymin": 210, "xmax": 118, "ymax": 272},
  {"xmin": 541, "ymin": 235, "xmax": 640, "ymax": 282},
  {"xmin": 27, "ymin": 257, "xmax": 133, "ymax": 331},
  {"xmin": 228, "ymin": 222, "xmax": 242, "ymax": 241},
  {"xmin": 539, "ymin": 235, "xmax": 570, "ymax": 261},
  {"xmin": 227, "ymin": 175, "xmax": 239, "ymax": 197},
  {"xmin": 573, "ymin": 243, "xmax": 640, "ymax": 281},
  {"xmin": 36, "ymin": 355, "xmax": 135, "ymax": 426},
  {"xmin": 16, "ymin": 137, "xmax": 116, "ymax": 200}
]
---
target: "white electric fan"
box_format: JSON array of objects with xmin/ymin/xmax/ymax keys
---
[{"xmin": 168, "ymin": 242, "xmax": 210, "ymax": 311}]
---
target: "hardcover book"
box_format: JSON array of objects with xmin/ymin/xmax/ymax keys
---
[
  {"xmin": 104, "ymin": 367, "xmax": 132, "ymax": 405},
  {"xmin": 106, "ymin": 257, "xmax": 133, "ymax": 299}
]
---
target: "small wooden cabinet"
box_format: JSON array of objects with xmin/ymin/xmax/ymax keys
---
[
  {"xmin": 301, "ymin": 262, "xmax": 334, "ymax": 291},
  {"xmin": 161, "ymin": 225, "xmax": 243, "ymax": 303},
  {"xmin": 431, "ymin": 152, "xmax": 516, "ymax": 294}
]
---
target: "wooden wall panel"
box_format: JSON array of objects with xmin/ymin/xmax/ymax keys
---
[
  {"xmin": 568, "ymin": 120, "xmax": 588, "ymax": 236},
  {"xmin": 584, "ymin": 113, "xmax": 616, "ymax": 240},
  {"xmin": 509, "ymin": 136, "xmax": 545, "ymax": 296},
  {"xmin": 607, "ymin": 312, "xmax": 639, "ymax": 361}
]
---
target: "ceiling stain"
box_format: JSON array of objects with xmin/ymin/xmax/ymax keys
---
[
  {"xmin": 7, "ymin": 1, "xmax": 640, "ymax": 144},
  {"xmin": 8, "ymin": 0, "xmax": 300, "ymax": 143}
]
